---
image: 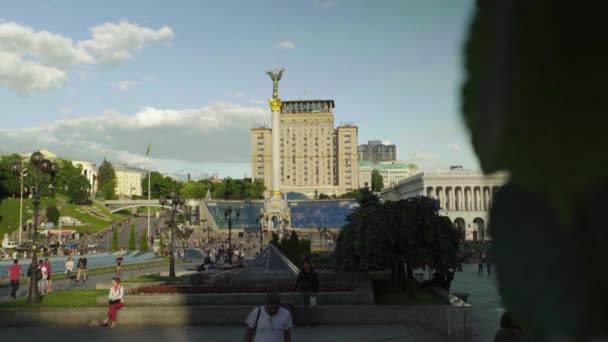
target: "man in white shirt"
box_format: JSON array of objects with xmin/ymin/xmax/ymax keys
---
[{"xmin": 244, "ymin": 292, "xmax": 292, "ymax": 342}]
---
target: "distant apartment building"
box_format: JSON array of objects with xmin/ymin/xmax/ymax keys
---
[
  {"xmin": 251, "ymin": 100, "xmax": 358, "ymax": 197},
  {"xmin": 114, "ymin": 165, "xmax": 146, "ymax": 198},
  {"xmin": 358, "ymin": 140, "xmax": 396, "ymax": 162}
]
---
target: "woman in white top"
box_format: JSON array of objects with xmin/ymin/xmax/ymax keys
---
[
  {"xmin": 65, "ymin": 257, "xmax": 74, "ymax": 281},
  {"xmin": 102, "ymin": 277, "xmax": 124, "ymax": 328}
]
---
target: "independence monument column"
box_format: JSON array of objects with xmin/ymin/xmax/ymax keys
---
[
  {"xmin": 263, "ymin": 68, "xmax": 290, "ymax": 234},
  {"xmin": 266, "ymin": 68, "xmax": 284, "ymax": 197}
]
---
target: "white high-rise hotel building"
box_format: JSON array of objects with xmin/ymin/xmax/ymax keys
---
[{"xmin": 251, "ymin": 100, "xmax": 358, "ymax": 198}]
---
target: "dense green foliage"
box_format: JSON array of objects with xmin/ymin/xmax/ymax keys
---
[
  {"xmin": 96, "ymin": 159, "xmax": 117, "ymax": 200},
  {"xmin": 0, "ymin": 154, "xmax": 21, "ymax": 199},
  {"xmin": 371, "ymin": 169, "xmax": 384, "ymax": 192},
  {"xmin": 179, "ymin": 177, "xmax": 266, "ymax": 200},
  {"xmin": 128, "ymin": 223, "xmax": 136, "ymax": 250},
  {"xmin": 462, "ymin": 3, "xmax": 608, "ymax": 340},
  {"xmin": 335, "ymin": 188, "xmax": 461, "ymax": 297},
  {"xmin": 158, "ymin": 234, "xmax": 165, "ymax": 255},
  {"xmin": 53, "ymin": 159, "xmax": 91, "ymax": 204},
  {"xmin": 140, "ymin": 230, "xmax": 149, "ymax": 252},
  {"xmin": 269, "ymin": 231, "xmax": 311, "ymax": 265},
  {"xmin": 141, "ymin": 171, "xmax": 180, "ymax": 199},
  {"xmin": 45, "ymin": 204, "xmax": 60, "ymax": 226}
]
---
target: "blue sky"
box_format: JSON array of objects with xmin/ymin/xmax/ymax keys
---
[{"xmin": 0, "ymin": 0, "xmax": 477, "ymax": 179}]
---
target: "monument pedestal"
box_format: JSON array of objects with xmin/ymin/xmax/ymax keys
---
[{"xmin": 262, "ymin": 192, "xmax": 291, "ymax": 236}]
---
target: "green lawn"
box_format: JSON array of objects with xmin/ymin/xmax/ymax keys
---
[
  {"xmin": 0, "ymin": 196, "xmax": 66, "ymax": 237},
  {"xmin": 0, "ymin": 195, "xmax": 132, "ymax": 238},
  {"xmin": 90, "ymin": 201, "xmax": 130, "ymax": 222},
  {"xmin": 372, "ymin": 279, "xmax": 447, "ymax": 305},
  {"xmin": 0, "ymin": 289, "xmax": 107, "ymax": 308},
  {"xmin": 59, "ymin": 205, "xmax": 110, "ymax": 234}
]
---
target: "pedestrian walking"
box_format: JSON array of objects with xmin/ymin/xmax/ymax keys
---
[
  {"xmin": 76, "ymin": 254, "xmax": 87, "ymax": 283},
  {"xmin": 116, "ymin": 254, "xmax": 123, "ymax": 277},
  {"xmin": 102, "ymin": 277, "xmax": 124, "ymax": 328},
  {"xmin": 244, "ymin": 292, "xmax": 292, "ymax": 342},
  {"xmin": 65, "ymin": 256, "xmax": 74, "ymax": 280},
  {"xmin": 38, "ymin": 259, "xmax": 48, "ymax": 295},
  {"xmin": 8, "ymin": 259, "xmax": 23, "ymax": 299},
  {"xmin": 294, "ymin": 259, "xmax": 319, "ymax": 326},
  {"xmin": 44, "ymin": 258, "xmax": 53, "ymax": 294}
]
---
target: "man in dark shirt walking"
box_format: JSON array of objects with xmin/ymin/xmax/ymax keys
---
[
  {"xmin": 294, "ymin": 259, "xmax": 319, "ymax": 326},
  {"xmin": 76, "ymin": 254, "xmax": 87, "ymax": 283}
]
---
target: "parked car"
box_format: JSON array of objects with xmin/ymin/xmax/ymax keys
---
[{"xmin": 87, "ymin": 242, "xmax": 98, "ymax": 248}]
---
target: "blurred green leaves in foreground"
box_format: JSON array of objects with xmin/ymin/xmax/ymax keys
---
[{"xmin": 462, "ymin": 1, "xmax": 608, "ymax": 340}]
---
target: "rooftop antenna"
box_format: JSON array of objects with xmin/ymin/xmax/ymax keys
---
[{"xmin": 303, "ymin": 89, "xmax": 308, "ymax": 100}]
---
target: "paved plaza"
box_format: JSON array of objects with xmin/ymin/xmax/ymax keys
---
[
  {"xmin": 0, "ymin": 325, "xmax": 446, "ymax": 342},
  {"xmin": 1, "ymin": 257, "xmax": 502, "ymax": 341},
  {"xmin": 450, "ymin": 263, "xmax": 503, "ymax": 342}
]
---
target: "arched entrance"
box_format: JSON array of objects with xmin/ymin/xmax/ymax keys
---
[
  {"xmin": 473, "ymin": 217, "xmax": 485, "ymax": 241},
  {"xmin": 454, "ymin": 217, "xmax": 466, "ymax": 239}
]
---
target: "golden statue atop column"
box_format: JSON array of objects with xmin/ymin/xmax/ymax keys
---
[{"xmin": 266, "ymin": 68, "xmax": 284, "ymax": 112}]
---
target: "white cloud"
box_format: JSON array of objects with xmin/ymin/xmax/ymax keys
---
[
  {"xmin": 275, "ymin": 41, "xmax": 296, "ymax": 50},
  {"xmin": 115, "ymin": 80, "xmax": 138, "ymax": 91},
  {"xmin": 227, "ymin": 91, "xmax": 246, "ymax": 98},
  {"xmin": 316, "ymin": 0, "xmax": 336, "ymax": 8},
  {"xmin": 0, "ymin": 103, "xmax": 269, "ymax": 168},
  {"xmin": 448, "ymin": 143, "xmax": 463, "ymax": 152},
  {"xmin": 0, "ymin": 21, "xmax": 173, "ymax": 94},
  {"xmin": 79, "ymin": 20, "xmax": 174, "ymax": 64},
  {"xmin": 248, "ymin": 99, "xmax": 266, "ymax": 105},
  {"xmin": 410, "ymin": 152, "xmax": 436, "ymax": 161}
]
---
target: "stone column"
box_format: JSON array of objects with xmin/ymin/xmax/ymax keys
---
[{"xmin": 271, "ymin": 108, "xmax": 281, "ymax": 194}]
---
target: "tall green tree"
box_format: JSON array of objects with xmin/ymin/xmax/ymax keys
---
[
  {"xmin": 112, "ymin": 227, "xmax": 119, "ymax": 251},
  {"xmin": 142, "ymin": 171, "xmax": 181, "ymax": 199},
  {"xmin": 54, "ymin": 159, "xmax": 91, "ymax": 204},
  {"xmin": 45, "ymin": 204, "xmax": 60, "ymax": 226},
  {"xmin": 128, "ymin": 223, "xmax": 136, "ymax": 250},
  {"xmin": 140, "ymin": 230, "xmax": 149, "ymax": 252},
  {"xmin": 180, "ymin": 181, "xmax": 210, "ymax": 199},
  {"xmin": 158, "ymin": 234, "xmax": 165, "ymax": 256},
  {"xmin": 0, "ymin": 154, "xmax": 22, "ymax": 199},
  {"xmin": 371, "ymin": 169, "xmax": 384, "ymax": 192},
  {"xmin": 97, "ymin": 159, "xmax": 117, "ymax": 200},
  {"xmin": 335, "ymin": 191, "xmax": 461, "ymax": 298}
]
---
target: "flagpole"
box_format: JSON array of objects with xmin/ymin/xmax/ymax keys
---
[{"xmin": 147, "ymin": 141, "xmax": 151, "ymax": 248}]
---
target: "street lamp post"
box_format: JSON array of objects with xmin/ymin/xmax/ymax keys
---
[
  {"xmin": 256, "ymin": 214, "xmax": 264, "ymax": 253},
  {"xmin": 11, "ymin": 151, "xmax": 59, "ymax": 303},
  {"xmin": 17, "ymin": 160, "xmax": 27, "ymax": 246},
  {"xmin": 223, "ymin": 206, "xmax": 240, "ymax": 265},
  {"xmin": 159, "ymin": 191, "xmax": 184, "ymax": 278},
  {"xmin": 317, "ymin": 226, "xmax": 322, "ymax": 250}
]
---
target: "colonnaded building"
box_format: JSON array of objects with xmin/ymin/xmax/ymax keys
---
[
  {"xmin": 381, "ymin": 167, "xmax": 509, "ymax": 241},
  {"xmin": 251, "ymin": 100, "xmax": 358, "ymax": 198}
]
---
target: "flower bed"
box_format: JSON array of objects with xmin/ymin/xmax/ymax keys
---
[{"xmin": 128, "ymin": 282, "xmax": 356, "ymax": 295}]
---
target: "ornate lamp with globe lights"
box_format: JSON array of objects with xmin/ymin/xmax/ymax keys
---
[
  {"xmin": 159, "ymin": 191, "xmax": 184, "ymax": 278},
  {"xmin": 11, "ymin": 151, "xmax": 59, "ymax": 303}
]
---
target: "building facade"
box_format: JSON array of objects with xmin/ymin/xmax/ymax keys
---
[
  {"xmin": 358, "ymin": 140, "xmax": 397, "ymax": 162},
  {"xmin": 251, "ymin": 100, "xmax": 358, "ymax": 197},
  {"xmin": 358, "ymin": 160, "xmax": 419, "ymax": 189},
  {"xmin": 381, "ymin": 168, "xmax": 509, "ymax": 241},
  {"xmin": 114, "ymin": 165, "xmax": 146, "ymax": 198},
  {"xmin": 71, "ymin": 160, "xmax": 97, "ymax": 195}
]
